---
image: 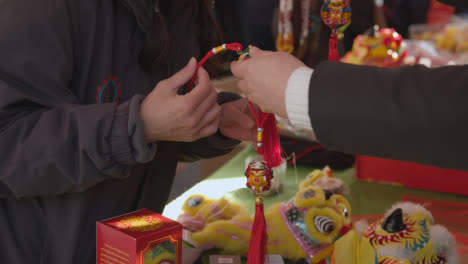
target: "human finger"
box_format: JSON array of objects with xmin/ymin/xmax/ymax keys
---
[
  {"xmin": 221, "ymin": 102, "xmax": 255, "ymax": 129},
  {"xmin": 195, "ymin": 106, "xmax": 221, "ymax": 138},
  {"xmin": 220, "ymin": 124, "xmax": 257, "ymax": 142},
  {"xmin": 190, "ymin": 87, "xmax": 218, "ymax": 125},
  {"xmin": 230, "ymin": 59, "xmax": 250, "ymax": 80},
  {"xmin": 186, "ymin": 67, "xmax": 212, "ymax": 106},
  {"xmin": 164, "ymin": 57, "xmax": 197, "ymax": 93},
  {"xmin": 236, "ymin": 79, "xmax": 250, "ymax": 94},
  {"xmin": 249, "ymin": 46, "xmax": 273, "ymax": 57}
]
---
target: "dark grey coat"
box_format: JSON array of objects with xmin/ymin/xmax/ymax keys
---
[{"xmin": 0, "ymin": 0, "xmax": 238, "ymax": 263}]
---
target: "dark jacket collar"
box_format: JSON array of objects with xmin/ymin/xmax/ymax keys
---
[{"xmin": 120, "ymin": 0, "xmax": 154, "ymax": 33}]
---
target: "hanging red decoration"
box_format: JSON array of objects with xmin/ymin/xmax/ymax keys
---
[
  {"xmin": 188, "ymin": 43, "xmax": 284, "ymax": 264},
  {"xmin": 244, "ymin": 161, "xmax": 272, "ymax": 264},
  {"xmin": 320, "ymin": 0, "xmax": 352, "ymax": 61}
]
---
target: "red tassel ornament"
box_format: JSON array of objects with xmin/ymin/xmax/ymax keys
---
[
  {"xmin": 247, "ymin": 197, "xmax": 268, "ymax": 264},
  {"xmin": 189, "ymin": 43, "xmax": 284, "ymax": 264},
  {"xmin": 328, "ymin": 32, "xmax": 340, "ymax": 61},
  {"xmin": 247, "ymin": 103, "xmax": 283, "ymax": 169},
  {"xmin": 244, "ymin": 161, "xmax": 273, "ymax": 264},
  {"xmin": 320, "ymin": 0, "xmax": 352, "ymax": 61}
]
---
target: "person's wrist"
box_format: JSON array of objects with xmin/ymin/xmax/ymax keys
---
[
  {"xmin": 130, "ymin": 96, "xmax": 157, "ymax": 163},
  {"xmin": 139, "ymin": 98, "xmax": 156, "ymax": 143},
  {"xmin": 284, "ymin": 67, "xmax": 315, "ymax": 139},
  {"xmin": 278, "ymin": 85, "xmax": 288, "ymax": 118}
]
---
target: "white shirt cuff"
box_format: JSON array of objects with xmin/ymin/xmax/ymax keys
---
[{"xmin": 285, "ymin": 66, "xmax": 317, "ymax": 141}]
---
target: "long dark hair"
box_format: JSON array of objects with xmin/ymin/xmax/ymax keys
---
[{"xmin": 139, "ymin": 0, "xmax": 223, "ymax": 76}]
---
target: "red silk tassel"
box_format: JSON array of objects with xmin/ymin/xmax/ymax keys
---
[
  {"xmin": 247, "ymin": 199, "xmax": 268, "ymax": 264},
  {"xmin": 247, "ymin": 101, "xmax": 283, "ymax": 168},
  {"xmin": 328, "ymin": 32, "xmax": 340, "ymax": 61},
  {"xmin": 256, "ymin": 113, "xmax": 283, "ymax": 168}
]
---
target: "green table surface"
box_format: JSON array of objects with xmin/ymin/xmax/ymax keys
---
[
  {"xmin": 163, "ymin": 145, "xmax": 468, "ymax": 263},
  {"xmin": 164, "ymin": 145, "xmax": 468, "ymax": 217}
]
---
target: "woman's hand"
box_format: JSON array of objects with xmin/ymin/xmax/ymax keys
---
[
  {"xmin": 140, "ymin": 58, "xmax": 221, "ymax": 142},
  {"xmin": 219, "ymin": 98, "xmax": 257, "ymax": 142},
  {"xmin": 230, "ymin": 47, "xmax": 305, "ymax": 118}
]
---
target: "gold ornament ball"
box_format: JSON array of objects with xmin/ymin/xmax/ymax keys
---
[
  {"xmin": 255, "ymin": 196, "xmax": 264, "ymax": 204},
  {"xmin": 337, "ymin": 32, "xmax": 345, "ymax": 40}
]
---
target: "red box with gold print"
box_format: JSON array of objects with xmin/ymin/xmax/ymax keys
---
[{"xmin": 96, "ymin": 208, "xmax": 182, "ymax": 264}]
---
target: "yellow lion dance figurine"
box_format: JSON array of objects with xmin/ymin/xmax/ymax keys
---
[
  {"xmin": 180, "ymin": 170, "xmax": 352, "ymax": 264},
  {"xmin": 333, "ymin": 202, "xmax": 459, "ymax": 264},
  {"xmin": 176, "ymin": 195, "xmax": 249, "ymax": 232},
  {"xmin": 178, "ymin": 166, "xmax": 459, "ymax": 264}
]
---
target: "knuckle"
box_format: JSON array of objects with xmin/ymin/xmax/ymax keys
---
[
  {"xmin": 157, "ymin": 79, "xmax": 168, "ymax": 88},
  {"xmin": 187, "ymin": 116, "xmax": 199, "ymax": 128},
  {"xmin": 185, "ymin": 101, "xmax": 196, "ymax": 112},
  {"xmin": 175, "ymin": 101, "xmax": 188, "ymax": 114}
]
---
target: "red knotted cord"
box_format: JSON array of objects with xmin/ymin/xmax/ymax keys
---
[{"xmin": 188, "ymin": 43, "xmax": 286, "ymax": 264}]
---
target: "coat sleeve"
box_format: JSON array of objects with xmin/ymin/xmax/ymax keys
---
[
  {"xmin": 0, "ymin": 1, "xmax": 155, "ymax": 199},
  {"xmin": 309, "ymin": 61, "xmax": 468, "ymax": 171}
]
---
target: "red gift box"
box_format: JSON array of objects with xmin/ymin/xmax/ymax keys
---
[
  {"xmin": 97, "ymin": 208, "xmax": 182, "ymax": 264},
  {"xmin": 355, "ymin": 155, "xmax": 468, "ymax": 195},
  {"xmin": 426, "ymin": 0, "xmax": 455, "ymax": 25}
]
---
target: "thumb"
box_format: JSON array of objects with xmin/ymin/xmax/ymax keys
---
[
  {"xmin": 249, "ymin": 46, "xmax": 272, "ymax": 57},
  {"xmin": 166, "ymin": 57, "xmax": 197, "ymax": 90},
  {"xmin": 230, "ymin": 59, "xmax": 249, "ymax": 80},
  {"xmin": 249, "ymin": 46, "xmax": 261, "ymax": 57}
]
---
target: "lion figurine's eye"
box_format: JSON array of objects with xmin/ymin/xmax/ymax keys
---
[
  {"xmin": 314, "ymin": 215, "xmax": 335, "ymax": 234},
  {"xmin": 187, "ymin": 196, "xmax": 203, "ymax": 208},
  {"xmin": 343, "ymin": 208, "xmax": 349, "ymax": 218}
]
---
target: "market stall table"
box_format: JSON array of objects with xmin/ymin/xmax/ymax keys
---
[{"xmin": 163, "ymin": 145, "xmax": 468, "ymax": 263}]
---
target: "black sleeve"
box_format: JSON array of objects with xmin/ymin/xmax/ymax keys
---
[
  {"xmin": 437, "ymin": 0, "xmax": 468, "ymax": 9},
  {"xmin": 179, "ymin": 92, "xmax": 242, "ymax": 161},
  {"xmin": 309, "ymin": 61, "xmax": 468, "ymax": 171},
  {"xmin": 0, "ymin": 1, "xmax": 155, "ymax": 199}
]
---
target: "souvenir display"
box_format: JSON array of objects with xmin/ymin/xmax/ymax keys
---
[
  {"xmin": 407, "ymin": 22, "xmax": 468, "ymax": 66},
  {"xmin": 341, "ymin": 27, "xmax": 408, "ymax": 67},
  {"xmin": 299, "ymin": 166, "xmax": 346, "ymax": 195},
  {"xmin": 179, "ymin": 169, "xmax": 351, "ymax": 264},
  {"xmin": 332, "ymin": 202, "xmax": 459, "ymax": 264}
]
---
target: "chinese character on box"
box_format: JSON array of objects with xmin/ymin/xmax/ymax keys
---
[{"xmin": 97, "ymin": 208, "xmax": 182, "ymax": 264}]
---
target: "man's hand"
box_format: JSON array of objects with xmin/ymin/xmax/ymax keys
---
[
  {"xmin": 140, "ymin": 58, "xmax": 221, "ymax": 143},
  {"xmin": 219, "ymin": 98, "xmax": 257, "ymax": 142},
  {"xmin": 230, "ymin": 47, "xmax": 305, "ymax": 118}
]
